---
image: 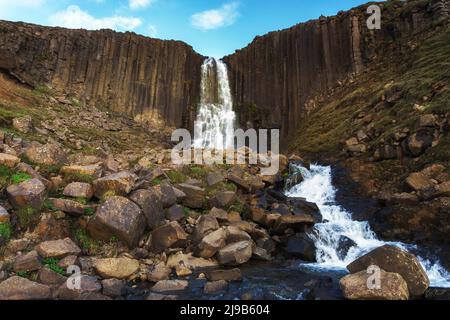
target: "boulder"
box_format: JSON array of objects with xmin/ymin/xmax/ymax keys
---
[
  {"xmin": 63, "ymin": 182, "xmax": 94, "ymax": 200},
  {"xmin": 249, "ymin": 207, "xmax": 267, "ymax": 225},
  {"xmin": 195, "ymin": 228, "xmax": 227, "ymax": 258},
  {"xmin": 7, "ymin": 178, "xmax": 46, "ymax": 209},
  {"xmin": 433, "ymin": 181, "xmax": 450, "ymax": 198},
  {"xmin": 208, "ymin": 207, "xmax": 229, "ymax": 223},
  {"xmin": 88, "ymin": 196, "xmax": 146, "ymax": 248},
  {"xmin": 210, "ymin": 191, "xmax": 237, "ymax": 209},
  {"xmin": 13, "ymin": 250, "xmax": 42, "ymax": 272},
  {"xmin": 285, "ymin": 233, "xmax": 316, "ymax": 261},
  {"xmin": 227, "ymin": 174, "xmax": 251, "ymax": 192},
  {"xmin": 402, "ymin": 129, "xmax": 434, "ymax": 157},
  {"xmin": 129, "ymin": 189, "xmax": 164, "ymax": 230},
  {"xmin": 159, "ymin": 181, "xmax": 177, "ymax": 208},
  {"xmin": 61, "ymin": 165, "xmax": 102, "ymax": 179},
  {"xmin": 336, "ymin": 236, "xmax": 357, "ymax": 260},
  {"xmin": 58, "ymin": 255, "xmax": 78, "ymax": 269},
  {"xmin": 206, "ymin": 172, "xmax": 225, "ymax": 186},
  {"xmin": 150, "ymin": 221, "xmax": 188, "ymax": 253},
  {"xmin": 166, "ymin": 252, "xmax": 219, "ymax": 270},
  {"xmin": 12, "ymin": 116, "xmax": 33, "ymax": 133},
  {"xmin": 406, "ymin": 172, "xmax": 434, "ymax": 193},
  {"xmin": 272, "ymin": 214, "xmax": 315, "ymax": 234},
  {"xmin": 225, "ymin": 226, "xmax": 251, "ymax": 244},
  {"xmin": 0, "ymin": 153, "xmax": 20, "ymax": 168},
  {"xmin": 147, "ymin": 263, "xmax": 172, "ymax": 282},
  {"xmin": 347, "ymin": 245, "xmax": 429, "ymax": 296},
  {"xmin": 0, "ymin": 276, "xmax": 51, "ymax": 300},
  {"xmin": 24, "ymin": 143, "xmax": 67, "ymax": 166},
  {"xmin": 217, "ymin": 240, "xmax": 254, "ymax": 266},
  {"xmin": 102, "ymin": 279, "xmax": 126, "ymax": 297},
  {"xmin": 193, "ymin": 215, "xmax": 219, "ymax": 241},
  {"xmin": 206, "ymin": 268, "xmax": 242, "ymax": 282},
  {"xmin": 252, "ymin": 247, "xmax": 272, "ymax": 261},
  {"xmin": 93, "ymin": 257, "xmax": 139, "ymax": 279},
  {"xmin": 177, "ymin": 183, "xmax": 206, "ymax": 209},
  {"xmin": 37, "ymin": 267, "xmax": 67, "ymax": 286},
  {"xmin": 47, "ymin": 198, "xmax": 88, "ymax": 216},
  {"xmin": 36, "ymin": 238, "xmax": 81, "ymax": 259},
  {"xmin": 57, "ymin": 275, "xmax": 102, "ymax": 300},
  {"xmin": 340, "ymin": 269, "xmax": 409, "ymax": 300},
  {"xmin": 204, "ymin": 280, "xmax": 228, "ymax": 294},
  {"xmin": 418, "ymin": 114, "xmax": 438, "ymax": 128},
  {"xmin": 152, "ymin": 280, "xmax": 189, "ymax": 293},
  {"xmin": 92, "ymin": 171, "xmax": 137, "ymax": 199},
  {"xmin": 166, "ymin": 204, "xmax": 185, "ymax": 222}
]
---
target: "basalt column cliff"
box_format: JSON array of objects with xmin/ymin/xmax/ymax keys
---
[
  {"xmin": 224, "ymin": 0, "xmax": 448, "ymax": 141},
  {"xmin": 0, "ymin": 21, "xmax": 205, "ymax": 129}
]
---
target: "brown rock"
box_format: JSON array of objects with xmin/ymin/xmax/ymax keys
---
[
  {"xmin": 177, "ymin": 183, "xmax": 206, "ymax": 209},
  {"xmin": 152, "ymin": 280, "xmax": 189, "ymax": 293},
  {"xmin": 58, "ymin": 255, "xmax": 78, "ymax": 269},
  {"xmin": 249, "ymin": 207, "xmax": 267, "ymax": 225},
  {"xmin": 7, "ymin": 178, "xmax": 46, "ymax": 209},
  {"xmin": 93, "ymin": 257, "xmax": 139, "ymax": 279},
  {"xmin": 193, "ymin": 215, "xmax": 220, "ymax": 241},
  {"xmin": 88, "ymin": 196, "xmax": 146, "ymax": 248},
  {"xmin": 36, "ymin": 238, "xmax": 81, "ymax": 259},
  {"xmin": 102, "ymin": 278, "xmax": 126, "ymax": 297},
  {"xmin": 37, "ymin": 267, "xmax": 67, "ymax": 286},
  {"xmin": 225, "ymin": 226, "xmax": 251, "ymax": 244},
  {"xmin": 13, "ymin": 250, "xmax": 42, "ymax": 272},
  {"xmin": 24, "ymin": 142, "xmax": 67, "ymax": 166},
  {"xmin": 0, "ymin": 276, "xmax": 51, "ymax": 300},
  {"xmin": 207, "ymin": 268, "xmax": 242, "ymax": 282},
  {"xmin": 210, "ymin": 191, "xmax": 237, "ymax": 209},
  {"xmin": 93, "ymin": 171, "xmax": 137, "ymax": 199},
  {"xmin": 57, "ymin": 275, "xmax": 102, "ymax": 300},
  {"xmin": 227, "ymin": 174, "xmax": 251, "ymax": 192},
  {"xmin": 129, "ymin": 188, "xmax": 164, "ymax": 230},
  {"xmin": 272, "ymin": 214, "xmax": 315, "ymax": 234},
  {"xmin": 166, "ymin": 204, "xmax": 185, "ymax": 222},
  {"xmin": 150, "ymin": 221, "xmax": 188, "ymax": 253},
  {"xmin": 147, "ymin": 263, "xmax": 171, "ymax": 282},
  {"xmin": 47, "ymin": 198, "xmax": 88, "ymax": 216},
  {"xmin": 217, "ymin": 240, "xmax": 254, "ymax": 266},
  {"xmin": 340, "ymin": 269, "xmax": 409, "ymax": 300},
  {"xmin": 0, "ymin": 205, "xmax": 9, "ymax": 223},
  {"xmin": 61, "ymin": 164, "xmax": 102, "ymax": 179},
  {"xmin": 12, "ymin": 116, "xmax": 32, "ymax": 133},
  {"xmin": 0, "ymin": 153, "xmax": 20, "ymax": 168},
  {"xmin": 204, "ymin": 280, "xmax": 228, "ymax": 294},
  {"xmin": 406, "ymin": 172, "xmax": 434, "ymax": 192},
  {"xmin": 206, "ymin": 172, "xmax": 225, "ymax": 186},
  {"xmin": 166, "ymin": 252, "xmax": 219, "ymax": 270},
  {"xmin": 159, "ymin": 181, "xmax": 177, "ymax": 208},
  {"xmin": 63, "ymin": 182, "xmax": 94, "ymax": 200},
  {"xmin": 195, "ymin": 228, "xmax": 227, "ymax": 258},
  {"xmin": 347, "ymin": 245, "xmax": 429, "ymax": 296}
]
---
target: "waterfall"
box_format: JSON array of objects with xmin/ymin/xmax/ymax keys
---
[
  {"xmin": 286, "ymin": 164, "xmax": 450, "ymax": 288},
  {"xmin": 193, "ymin": 57, "xmax": 236, "ymax": 150}
]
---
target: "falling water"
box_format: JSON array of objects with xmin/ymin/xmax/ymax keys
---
[
  {"xmin": 286, "ymin": 164, "xmax": 450, "ymax": 288},
  {"xmin": 193, "ymin": 58, "xmax": 236, "ymax": 150}
]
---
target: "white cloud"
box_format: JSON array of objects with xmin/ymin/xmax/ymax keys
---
[
  {"xmin": 50, "ymin": 5, "xmax": 142, "ymax": 31},
  {"xmin": 190, "ymin": 2, "xmax": 239, "ymax": 31},
  {"xmin": 0, "ymin": 0, "xmax": 45, "ymax": 7},
  {"xmin": 147, "ymin": 25, "xmax": 158, "ymax": 37},
  {"xmin": 129, "ymin": 0, "xmax": 156, "ymax": 10}
]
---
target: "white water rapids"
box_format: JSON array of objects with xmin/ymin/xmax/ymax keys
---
[
  {"xmin": 286, "ymin": 164, "xmax": 450, "ymax": 288},
  {"xmin": 193, "ymin": 58, "xmax": 236, "ymax": 150}
]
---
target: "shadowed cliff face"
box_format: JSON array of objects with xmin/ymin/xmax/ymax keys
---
[
  {"xmin": 0, "ymin": 20, "xmax": 205, "ymax": 129},
  {"xmin": 223, "ymin": 0, "xmax": 448, "ymax": 142}
]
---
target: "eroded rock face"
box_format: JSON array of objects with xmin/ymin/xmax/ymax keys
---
[
  {"xmin": 0, "ymin": 20, "xmax": 204, "ymax": 129},
  {"xmin": 347, "ymin": 245, "xmax": 430, "ymax": 296},
  {"xmin": 88, "ymin": 196, "xmax": 146, "ymax": 248},
  {"xmin": 340, "ymin": 270, "xmax": 409, "ymax": 300}
]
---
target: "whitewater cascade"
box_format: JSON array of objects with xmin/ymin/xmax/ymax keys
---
[
  {"xmin": 193, "ymin": 58, "xmax": 236, "ymax": 150},
  {"xmin": 286, "ymin": 164, "xmax": 450, "ymax": 288}
]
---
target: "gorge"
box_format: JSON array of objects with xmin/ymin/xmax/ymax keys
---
[{"xmin": 0, "ymin": 0, "xmax": 449, "ymax": 301}]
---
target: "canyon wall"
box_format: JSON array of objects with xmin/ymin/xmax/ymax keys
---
[
  {"xmin": 0, "ymin": 21, "xmax": 205, "ymax": 128},
  {"xmin": 224, "ymin": 0, "xmax": 448, "ymax": 141}
]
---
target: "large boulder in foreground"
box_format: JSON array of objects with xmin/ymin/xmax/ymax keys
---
[
  {"xmin": 0, "ymin": 276, "xmax": 51, "ymax": 300},
  {"xmin": 150, "ymin": 221, "xmax": 188, "ymax": 253},
  {"xmin": 92, "ymin": 171, "xmax": 137, "ymax": 199},
  {"xmin": 347, "ymin": 245, "xmax": 429, "ymax": 296},
  {"xmin": 129, "ymin": 189, "xmax": 164, "ymax": 230},
  {"xmin": 340, "ymin": 269, "xmax": 409, "ymax": 300},
  {"xmin": 177, "ymin": 183, "xmax": 206, "ymax": 209},
  {"xmin": 88, "ymin": 196, "xmax": 146, "ymax": 248}
]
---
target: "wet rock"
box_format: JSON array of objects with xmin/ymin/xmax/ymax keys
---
[
  {"xmin": 206, "ymin": 268, "xmax": 242, "ymax": 282},
  {"xmin": 12, "ymin": 116, "xmax": 33, "ymax": 133},
  {"xmin": 7, "ymin": 178, "xmax": 46, "ymax": 209},
  {"xmin": 217, "ymin": 240, "xmax": 254, "ymax": 266},
  {"xmin": 129, "ymin": 188, "xmax": 164, "ymax": 230},
  {"xmin": 272, "ymin": 214, "xmax": 315, "ymax": 234},
  {"xmin": 424, "ymin": 287, "xmax": 450, "ymax": 300},
  {"xmin": 63, "ymin": 182, "xmax": 93, "ymax": 200},
  {"xmin": 206, "ymin": 172, "xmax": 225, "ymax": 186},
  {"xmin": 147, "ymin": 263, "xmax": 172, "ymax": 282},
  {"xmin": 24, "ymin": 143, "xmax": 67, "ymax": 166},
  {"xmin": 36, "ymin": 238, "xmax": 81, "ymax": 259},
  {"xmin": 389, "ymin": 193, "xmax": 420, "ymax": 206},
  {"xmin": 102, "ymin": 279, "xmax": 126, "ymax": 298},
  {"xmin": 336, "ymin": 236, "xmax": 357, "ymax": 260},
  {"xmin": 204, "ymin": 280, "xmax": 228, "ymax": 294},
  {"xmin": 37, "ymin": 267, "xmax": 67, "ymax": 286},
  {"xmin": 195, "ymin": 228, "xmax": 227, "ymax": 258},
  {"xmin": 285, "ymin": 233, "xmax": 316, "ymax": 261},
  {"xmin": 88, "ymin": 196, "xmax": 146, "ymax": 248},
  {"xmin": 249, "ymin": 207, "xmax": 267, "ymax": 225},
  {"xmin": 0, "ymin": 276, "xmax": 51, "ymax": 300},
  {"xmin": 406, "ymin": 172, "xmax": 434, "ymax": 193},
  {"xmin": 93, "ymin": 257, "xmax": 139, "ymax": 279},
  {"xmin": 177, "ymin": 183, "xmax": 206, "ymax": 209},
  {"xmin": 146, "ymin": 293, "xmax": 177, "ymax": 300},
  {"xmin": 0, "ymin": 153, "xmax": 20, "ymax": 168},
  {"xmin": 210, "ymin": 191, "xmax": 237, "ymax": 209},
  {"xmin": 13, "ymin": 250, "xmax": 42, "ymax": 272},
  {"xmin": 47, "ymin": 198, "xmax": 87, "ymax": 216},
  {"xmin": 150, "ymin": 221, "xmax": 188, "ymax": 253},
  {"xmin": 61, "ymin": 164, "xmax": 102, "ymax": 179},
  {"xmin": 152, "ymin": 280, "xmax": 189, "ymax": 293},
  {"xmin": 252, "ymin": 247, "xmax": 272, "ymax": 261},
  {"xmin": 93, "ymin": 171, "xmax": 137, "ymax": 199},
  {"xmin": 347, "ymin": 245, "xmax": 429, "ymax": 296},
  {"xmin": 340, "ymin": 269, "xmax": 409, "ymax": 300}
]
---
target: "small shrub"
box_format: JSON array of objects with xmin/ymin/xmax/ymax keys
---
[
  {"xmin": 0, "ymin": 222, "xmax": 12, "ymax": 242},
  {"xmin": 11, "ymin": 172, "xmax": 32, "ymax": 184},
  {"xmin": 42, "ymin": 257, "xmax": 65, "ymax": 276},
  {"xmin": 16, "ymin": 270, "xmax": 30, "ymax": 278},
  {"xmin": 151, "ymin": 178, "xmax": 162, "ymax": 186},
  {"xmin": 74, "ymin": 228, "xmax": 98, "ymax": 254},
  {"xmin": 84, "ymin": 207, "xmax": 95, "ymax": 216}
]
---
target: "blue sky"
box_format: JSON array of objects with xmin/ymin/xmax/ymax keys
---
[{"xmin": 0, "ymin": 0, "xmax": 373, "ymax": 57}]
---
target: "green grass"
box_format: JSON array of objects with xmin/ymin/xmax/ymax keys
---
[
  {"xmin": 166, "ymin": 170, "xmax": 188, "ymax": 184},
  {"xmin": 43, "ymin": 199, "xmax": 57, "ymax": 212},
  {"xmin": 83, "ymin": 207, "xmax": 95, "ymax": 216},
  {"xmin": 0, "ymin": 222, "xmax": 12, "ymax": 242},
  {"xmin": 63, "ymin": 173, "xmax": 94, "ymax": 184},
  {"xmin": 42, "ymin": 257, "xmax": 65, "ymax": 276},
  {"xmin": 151, "ymin": 178, "xmax": 162, "ymax": 186},
  {"xmin": 0, "ymin": 164, "xmax": 13, "ymax": 189},
  {"xmin": 188, "ymin": 166, "xmax": 208, "ymax": 180},
  {"xmin": 10, "ymin": 172, "xmax": 32, "ymax": 184},
  {"xmin": 16, "ymin": 205, "xmax": 41, "ymax": 229},
  {"xmin": 74, "ymin": 228, "xmax": 99, "ymax": 254}
]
